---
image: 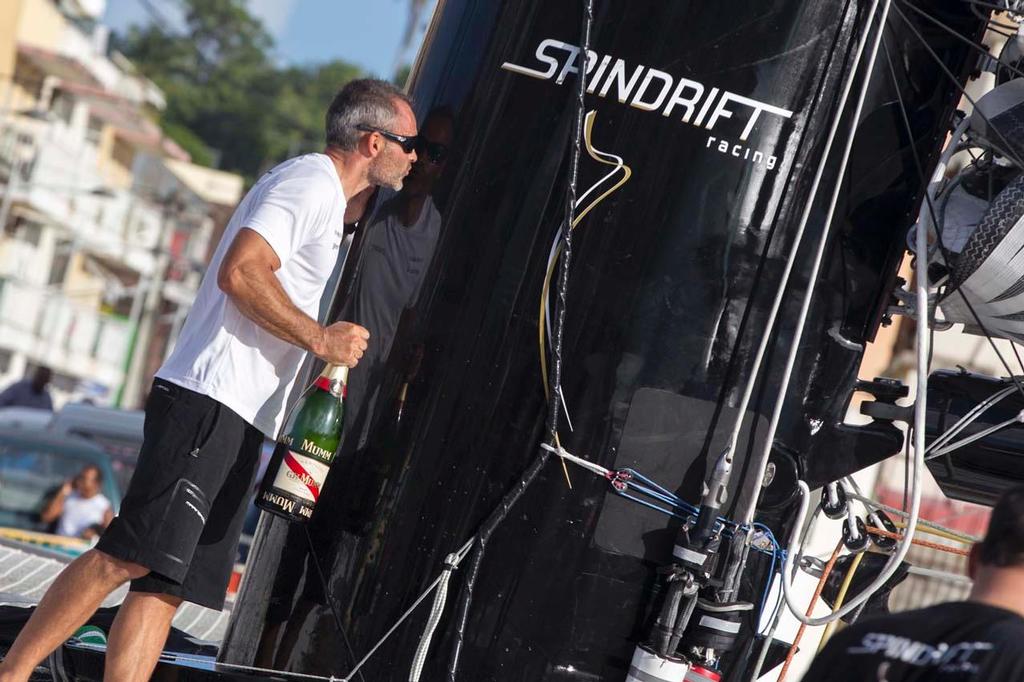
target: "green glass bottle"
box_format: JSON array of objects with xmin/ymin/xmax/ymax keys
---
[{"xmin": 256, "ymin": 364, "xmax": 348, "ymax": 522}]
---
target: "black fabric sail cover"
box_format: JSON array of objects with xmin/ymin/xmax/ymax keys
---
[{"xmin": 221, "ymin": 1, "xmax": 982, "ymax": 679}]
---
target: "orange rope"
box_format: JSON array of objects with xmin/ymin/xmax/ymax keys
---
[
  {"xmin": 776, "ymin": 526, "xmax": 968, "ymax": 681},
  {"xmin": 777, "ymin": 539, "xmax": 845, "ymax": 682},
  {"xmin": 865, "ymin": 526, "xmax": 970, "ymax": 556}
]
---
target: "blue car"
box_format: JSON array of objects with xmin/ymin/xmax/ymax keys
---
[{"xmin": 0, "ymin": 427, "xmax": 121, "ymax": 538}]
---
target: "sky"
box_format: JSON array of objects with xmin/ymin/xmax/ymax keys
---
[{"xmin": 102, "ymin": 0, "xmax": 436, "ymax": 79}]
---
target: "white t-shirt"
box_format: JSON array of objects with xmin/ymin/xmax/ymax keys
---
[
  {"xmin": 56, "ymin": 491, "xmax": 111, "ymax": 538},
  {"xmin": 158, "ymin": 153, "xmax": 347, "ymax": 437}
]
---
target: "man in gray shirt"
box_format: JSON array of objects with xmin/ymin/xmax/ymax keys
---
[{"xmin": 341, "ymin": 106, "xmax": 453, "ymax": 447}]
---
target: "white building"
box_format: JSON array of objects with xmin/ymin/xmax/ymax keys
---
[{"xmin": 0, "ymin": 0, "xmax": 241, "ymax": 407}]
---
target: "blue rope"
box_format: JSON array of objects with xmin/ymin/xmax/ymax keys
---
[
  {"xmin": 622, "ymin": 468, "xmax": 700, "ymax": 515},
  {"xmin": 609, "ymin": 485, "xmax": 779, "ymax": 559},
  {"xmin": 615, "ymin": 491, "xmax": 694, "ymax": 522},
  {"xmin": 608, "ymin": 471, "xmax": 784, "ymax": 627}
]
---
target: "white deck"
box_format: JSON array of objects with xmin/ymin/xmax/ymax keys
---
[{"xmin": 0, "ymin": 539, "xmax": 231, "ymax": 643}]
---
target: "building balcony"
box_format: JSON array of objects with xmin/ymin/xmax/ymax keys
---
[{"xmin": 0, "ymin": 275, "xmax": 131, "ymax": 396}]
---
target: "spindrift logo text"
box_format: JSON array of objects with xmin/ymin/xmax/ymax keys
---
[{"xmin": 501, "ymin": 38, "xmax": 793, "ymax": 169}]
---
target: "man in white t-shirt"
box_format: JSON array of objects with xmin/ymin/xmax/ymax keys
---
[
  {"xmin": 40, "ymin": 465, "xmax": 113, "ymax": 539},
  {"xmin": 0, "ymin": 79, "xmax": 419, "ymax": 682}
]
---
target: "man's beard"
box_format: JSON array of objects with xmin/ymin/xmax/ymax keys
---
[{"xmin": 369, "ymin": 156, "xmax": 405, "ymax": 191}]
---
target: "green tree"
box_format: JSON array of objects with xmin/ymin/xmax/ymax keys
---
[
  {"xmin": 265, "ymin": 60, "xmax": 363, "ymax": 167},
  {"xmin": 113, "ymin": 0, "xmax": 362, "ymax": 180}
]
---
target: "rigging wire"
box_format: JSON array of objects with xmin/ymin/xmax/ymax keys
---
[
  {"xmin": 303, "ymin": 527, "xmax": 366, "ymax": 682},
  {"xmin": 891, "ymin": 2, "xmax": 1024, "ymax": 403},
  {"xmin": 445, "ymin": 2, "xmax": 594, "ymax": 679},
  {"xmin": 780, "ymin": 0, "xmax": 932, "ymax": 626},
  {"xmin": 537, "ymin": 109, "xmax": 634, "ymax": 486},
  {"xmin": 893, "ymin": 3, "xmax": 1024, "ymax": 393},
  {"xmin": 741, "ymin": 0, "xmax": 893, "ymax": 530},
  {"xmin": 722, "ymin": 0, "xmax": 885, "ymax": 520},
  {"xmin": 926, "ymin": 411, "xmax": 1024, "ymax": 458},
  {"xmin": 901, "ymin": 0, "xmax": 1024, "ymax": 83},
  {"xmin": 923, "ymin": 384, "xmax": 1016, "ymax": 455}
]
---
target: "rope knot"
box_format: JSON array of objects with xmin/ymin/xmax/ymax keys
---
[{"xmin": 608, "ymin": 469, "xmax": 631, "ymax": 491}]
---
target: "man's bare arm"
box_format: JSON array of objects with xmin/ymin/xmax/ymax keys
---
[
  {"xmin": 217, "ymin": 228, "xmax": 368, "ymax": 366},
  {"xmin": 40, "ymin": 482, "xmax": 70, "ymax": 524}
]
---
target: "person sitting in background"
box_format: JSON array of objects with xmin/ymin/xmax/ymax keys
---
[
  {"xmin": 0, "ymin": 367, "xmax": 54, "ymax": 411},
  {"xmin": 40, "ymin": 465, "xmax": 113, "ymax": 539},
  {"xmin": 801, "ymin": 484, "xmax": 1024, "ymax": 681}
]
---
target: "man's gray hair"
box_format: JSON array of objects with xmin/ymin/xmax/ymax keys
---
[{"xmin": 325, "ymin": 79, "xmax": 412, "ymax": 151}]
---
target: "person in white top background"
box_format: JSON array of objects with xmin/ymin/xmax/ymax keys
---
[
  {"xmin": 0, "ymin": 78, "xmax": 419, "ymax": 682},
  {"xmin": 40, "ymin": 465, "xmax": 113, "ymax": 540}
]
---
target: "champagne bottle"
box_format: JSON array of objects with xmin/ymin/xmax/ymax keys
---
[{"xmin": 257, "ymin": 364, "xmax": 349, "ymax": 522}]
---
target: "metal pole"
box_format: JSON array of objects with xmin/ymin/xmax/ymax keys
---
[
  {"xmin": 0, "ymin": 153, "xmax": 23, "ymax": 232},
  {"xmin": 120, "ymin": 196, "xmax": 176, "ymax": 408},
  {"xmin": 113, "ymin": 276, "xmax": 148, "ymax": 407}
]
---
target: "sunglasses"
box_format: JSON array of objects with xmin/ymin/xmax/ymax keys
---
[
  {"xmin": 356, "ymin": 124, "xmax": 418, "ymax": 154},
  {"xmin": 416, "ymin": 138, "xmax": 449, "ymax": 165}
]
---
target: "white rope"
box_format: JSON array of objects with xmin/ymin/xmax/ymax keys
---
[
  {"xmin": 340, "ymin": 538, "xmax": 475, "ymax": 682},
  {"xmin": 60, "ymin": 537, "xmax": 479, "ymax": 682},
  {"xmin": 540, "ymin": 442, "xmax": 610, "ymax": 478},
  {"xmin": 131, "ymin": 539, "xmax": 476, "ymax": 682},
  {"xmin": 408, "ymin": 553, "xmax": 459, "ymax": 682},
  {"xmin": 846, "ymin": 490, "xmax": 980, "ymax": 543}
]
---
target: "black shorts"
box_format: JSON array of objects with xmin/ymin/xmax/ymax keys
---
[{"xmin": 96, "ymin": 379, "xmax": 263, "ymax": 610}]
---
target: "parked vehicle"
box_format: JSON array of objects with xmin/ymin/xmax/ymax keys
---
[
  {"xmin": 0, "ymin": 428, "xmax": 121, "ymax": 537},
  {"xmin": 0, "ymin": 408, "xmax": 51, "ymax": 431},
  {"xmin": 48, "ymin": 404, "xmax": 143, "ymax": 492},
  {"xmin": 0, "ymin": 404, "xmax": 143, "ymax": 492}
]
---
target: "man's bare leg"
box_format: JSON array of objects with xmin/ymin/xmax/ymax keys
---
[
  {"xmin": 0, "ymin": 549, "xmax": 147, "ymax": 682},
  {"xmin": 103, "ymin": 592, "xmax": 182, "ymax": 682}
]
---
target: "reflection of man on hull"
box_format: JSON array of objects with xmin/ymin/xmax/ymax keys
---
[
  {"xmin": 342, "ymin": 105, "xmax": 453, "ymax": 454},
  {"xmin": 254, "ymin": 107, "xmax": 453, "ymax": 670},
  {"xmin": 0, "ymin": 79, "xmax": 418, "ymax": 682}
]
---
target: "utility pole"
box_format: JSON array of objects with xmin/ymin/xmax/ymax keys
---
[
  {"xmin": 0, "ymin": 142, "xmax": 26, "ymax": 232},
  {"xmin": 118, "ymin": 193, "xmax": 181, "ymax": 408}
]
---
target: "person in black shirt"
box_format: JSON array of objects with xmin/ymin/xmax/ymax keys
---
[{"xmin": 802, "ymin": 485, "xmax": 1024, "ymax": 681}]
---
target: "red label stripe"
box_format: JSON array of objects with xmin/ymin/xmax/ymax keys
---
[
  {"xmin": 315, "ymin": 376, "xmax": 347, "ymax": 397},
  {"xmin": 284, "ymin": 450, "xmax": 320, "ymax": 501}
]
